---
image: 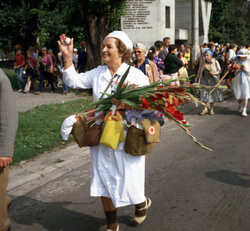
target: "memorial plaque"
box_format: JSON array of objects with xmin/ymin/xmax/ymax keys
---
[{"xmin": 122, "ymin": 0, "xmax": 157, "ymax": 30}]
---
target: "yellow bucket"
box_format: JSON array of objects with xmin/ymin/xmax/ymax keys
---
[{"xmin": 100, "ymin": 111, "xmax": 125, "ymax": 150}]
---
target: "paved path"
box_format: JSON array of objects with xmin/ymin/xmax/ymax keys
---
[
  {"xmin": 15, "ymin": 90, "xmax": 82, "ymax": 112},
  {"xmin": 7, "ymin": 98, "xmax": 250, "ymax": 231}
]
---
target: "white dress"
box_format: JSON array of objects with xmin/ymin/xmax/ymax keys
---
[
  {"xmin": 62, "ymin": 63, "xmax": 150, "ymax": 208},
  {"xmin": 231, "ymin": 59, "xmax": 250, "ymax": 100}
]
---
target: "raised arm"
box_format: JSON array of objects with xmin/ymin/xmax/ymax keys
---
[{"xmin": 58, "ymin": 34, "xmax": 92, "ymax": 89}]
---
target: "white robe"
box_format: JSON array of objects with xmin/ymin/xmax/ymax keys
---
[
  {"xmin": 231, "ymin": 59, "xmax": 250, "ymax": 100},
  {"xmin": 62, "ymin": 63, "xmax": 150, "ymax": 208}
]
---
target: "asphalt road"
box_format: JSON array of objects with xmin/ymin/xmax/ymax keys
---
[{"xmin": 8, "ymin": 98, "xmax": 250, "ymax": 231}]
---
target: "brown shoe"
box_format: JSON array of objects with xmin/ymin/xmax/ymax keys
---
[
  {"xmin": 50, "ymin": 91, "xmax": 55, "ymax": 94},
  {"xmin": 35, "ymin": 91, "xmax": 42, "ymax": 95},
  {"xmin": 200, "ymin": 108, "xmax": 208, "ymax": 116},
  {"xmin": 132, "ymin": 197, "xmax": 152, "ymax": 225}
]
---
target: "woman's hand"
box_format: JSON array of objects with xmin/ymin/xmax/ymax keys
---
[
  {"xmin": 111, "ymin": 98, "xmax": 133, "ymax": 110},
  {"xmin": 57, "ymin": 34, "xmax": 73, "ymax": 59}
]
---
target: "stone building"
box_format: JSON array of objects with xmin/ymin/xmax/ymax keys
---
[{"xmin": 121, "ymin": 0, "xmax": 212, "ymax": 48}]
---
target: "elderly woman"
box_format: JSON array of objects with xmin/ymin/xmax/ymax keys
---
[
  {"xmin": 231, "ymin": 49, "xmax": 250, "ymax": 116},
  {"xmin": 196, "ymin": 50, "xmax": 223, "ymax": 115},
  {"xmin": 58, "ymin": 31, "xmax": 151, "ymax": 231},
  {"xmin": 133, "ymin": 43, "xmax": 159, "ymax": 83}
]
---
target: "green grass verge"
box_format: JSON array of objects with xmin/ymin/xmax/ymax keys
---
[
  {"xmin": 2, "ymin": 68, "xmax": 19, "ymax": 90},
  {"xmin": 13, "ymin": 98, "xmax": 92, "ymax": 164}
]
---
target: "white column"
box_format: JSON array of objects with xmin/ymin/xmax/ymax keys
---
[
  {"xmin": 201, "ymin": 0, "xmax": 212, "ymax": 44},
  {"xmin": 192, "ymin": 0, "xmax": 199, "ymax": 62}
]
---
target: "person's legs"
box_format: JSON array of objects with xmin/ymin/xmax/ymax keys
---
[
  {"xmin": 133, "ymin": 197, "xmax": 151, "ymax": 225},
  {"xmin": 200, "ymin": 102, "xmax": 208, "ymax": 116},
  {"xmin": 210, "ymin": 102, "xmax": 215, "ymax": 115},
  {"xmin": 62, "ymin": 78, "xmax": 69, "ymax": 94},
  {"xmin": 47, "ymin": 73, "xmax": 55, "ymax": 92},
  {"xmin": 241, "ymin": 99, "xmax": 248, "ymax": 116},
  {"xmin": 17, "ymin": 67, "xmax": 25, "ymax": 91},
  {"xmin": 0, "ymin": 167, "xmax": 10, "ymax": 231},
  {"xmin": 101, "ymin": 197, "xmax": 118, "ymax": 231},
  {"xmin": 38, "ymin": 71, "xmax": 44, "ymax": 92}
]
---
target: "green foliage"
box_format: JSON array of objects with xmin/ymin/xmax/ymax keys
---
[
  {"xmin": 2, "ymin": 68, "xmax": 19, "ymax": 89},
  {"xmin": 13, "ymin": 98, "xmax": 92, "ymax": 164},
  {"xmin": 0, "ymin": 0, "xmax": 128, "ymax": 53},
  {"xmin": 208, "ymin": 0, "xmax": 250, "ymax": 45}
]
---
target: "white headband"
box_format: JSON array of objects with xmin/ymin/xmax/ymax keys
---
[{"xmin": 104, "ymin": 31, "xmax": 133, "ymax": 51}]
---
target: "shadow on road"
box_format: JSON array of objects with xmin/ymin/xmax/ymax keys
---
[
  {"xmin": 206, "ymin": 170, "xmax": 250, "ymax": 188},
  {"xmin": 9, "ymin": 196, "xmax": 136, "ymax": 231}
]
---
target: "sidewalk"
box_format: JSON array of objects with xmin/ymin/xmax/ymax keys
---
[
  {"xmin": 8, "ymin": 101, "xmax": 199, "ymax": 197},
  {"xmin": 15, "ymin": 90, "xmax": 82, "ymax": 112}
]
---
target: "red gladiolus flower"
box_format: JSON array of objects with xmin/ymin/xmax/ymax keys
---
[{"xmin": 141, "ymin": 97, "xmax": 151, "ymax": 108}]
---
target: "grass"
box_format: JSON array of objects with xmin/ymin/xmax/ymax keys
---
[
  {"xmin": 13, "ymin": 97, "xmax": 92, "ymax": 164},
  {"xmin": 2, "ymin": 68, "xmax": 19, "ymax": 89}
]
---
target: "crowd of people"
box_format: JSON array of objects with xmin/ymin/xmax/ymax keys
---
[
  {"xmin": 131, "ymin": 38, "xmax": 250, "ymax": 117},
  {"xmin": 13, "ymin": 41, "xmax": 88, "ymax": 95}
]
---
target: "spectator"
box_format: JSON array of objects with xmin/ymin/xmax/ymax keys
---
[
  {"xmin": 177, "ymin": 52, "xmax": 189, "ymax": 80},
  {"xmin": 73, "ymin": 48, "xmax": 78, "ymax": 70},
  {"xmin": 179, "ymin": 44, "xmax": 185, "ymax": 54},
  {"xmin": 163, "ymin": 45, "xmax": 183, "ymax": 85},
  {"xmin": 147, "ymin": 46, "xmax": 165, "ymax": 78},
  {"xmin": 28, "ymin": 46, "xmax": 38, "ymax": 60},
  {"xmin": 35, "ymin": 47, "xmax": 54, "ymax": 94},
  {"xmin": 133, "ymin": 43, "xmax": 159, "ymax": 83},
  {"xmin": 14, "ymin": 48, "xmax": 25, "ymax": 92},
  {"xmin": 154, "ymin": 40, "xmax": 164, "ymax": 59},
  {"xmin": 23, "ymin": 50, "xmax": 38, "ymax": 93},
  {"xmin": 196, "ymin": 50, "xmax": 223, "ymax": 115},
  {"xmin": 160, "ymin": 37, "xmax": 171, "ymax": 60},
  {"xmin": 184, "ymin": 46, "xmax": 191, "ymax": 67},
  {"xmin": 77, "ymin": 41, "xmax": 87, "ymax": 72},
  {"xmin": 231, "ymin": 49, "xmax": 250, "ymax": 116},
  {"xmin": 0, "ymin": 69, "xmax": 18, "ymax": 231},
  {"xmin": 57, "ymin": 52, "xmax": 69, "ymax": 95},
  {"xmin": 225, "ymin": 44, "xmax": 237, "ymax": 88}
]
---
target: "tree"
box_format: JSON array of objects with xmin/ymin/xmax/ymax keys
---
[
  {"xmin": 0, "ymin": 0, "xmax": 128, "ymax": 68},
  {"xmin": 208, "ymin": 0, "xmax": 249, "ymax": 45},
  {"xmin": 75, "ymin": 0, "xmax": 128, "ymax": 69}
]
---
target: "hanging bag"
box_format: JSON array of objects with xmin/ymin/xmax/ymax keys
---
[
  {"xmin": 71, "ymin": 66, "xmax": 130, "ymax": 148},
  {"xmin": 99, "ymin": 111, "xmax": 125, "ymax": 150}
]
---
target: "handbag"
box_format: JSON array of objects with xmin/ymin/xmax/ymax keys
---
[
  {"xmin": 99, "ymin": 111, "xmax": 125, "ymax": 150},
  {"xmin": 140, "ymin": 119, "xmax": 161, "ymax": 144},
  {"xmin": 71, "ymin": 70, "xmax": 126, "ymax": 148},
  {"xmin": 125, "ymin": 125, "xmax": 154, "ymax": 156}
]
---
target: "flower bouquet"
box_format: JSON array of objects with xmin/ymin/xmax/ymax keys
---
[{"xmin": 81, "ymin": 68, "xmax": 226, "ymax": 151}]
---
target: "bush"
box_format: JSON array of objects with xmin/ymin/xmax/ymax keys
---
[{"xmin": 2, "ymin": 68, "xmax": 18, "ymax": 89}]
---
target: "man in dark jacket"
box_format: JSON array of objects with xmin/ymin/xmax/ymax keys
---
[
  {"xmin": 77, "ymin": 41, "xmax": 87, "ymax": 73},
  {"xmin": 0, "ymin": 69, "xmax": 18, "ymax": 231}
]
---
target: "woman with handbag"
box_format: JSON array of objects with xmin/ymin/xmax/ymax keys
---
[{"xmin": 58, "ymin": 31, "xmax": 151, "ymax": 231}]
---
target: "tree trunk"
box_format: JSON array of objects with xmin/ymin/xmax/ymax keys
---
[{"xmin": 85, "ymin": 14, "xmax": 110, "ymax": 70}]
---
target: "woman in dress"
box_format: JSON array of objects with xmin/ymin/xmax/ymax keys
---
[
  {"xmin": 196, "ymin": 50, "xmax": 223, "ymax": 115},
  {"xmin": 147, "ymin": 46, "xmax": 165, "ymax": 79},
  {"xmin": 58, "ymin": 31, "xmax": 151, "ymax": 231},
  {"xmin": 231, "ymin": 49, "xmax": 250, "ymax": 116}
]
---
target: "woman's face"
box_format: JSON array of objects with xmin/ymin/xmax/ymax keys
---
[
  {"xmin": 102, "ymin": 38, "xmax": 122, "ymax": 65},
  {"xmin": 42, "ymin": 50, "xmax": 47, "ymax": 55},
  {"xmin": 204, "ymin": 53, "xmax": 211, "ymax": 62}
]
